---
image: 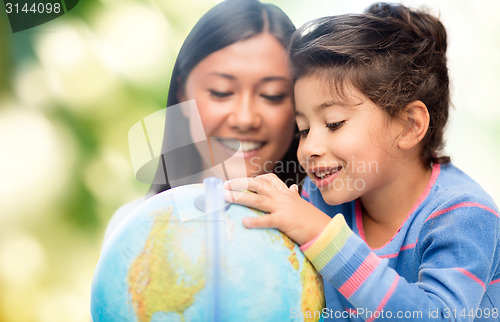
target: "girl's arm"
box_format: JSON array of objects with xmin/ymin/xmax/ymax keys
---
[
  {"xmin": 225, "ymin": 173, "xmax": 500, "ymax": 322},
  {"xmin": 301, "ymin": 209, "xmax": 499, "ymax": 321}
]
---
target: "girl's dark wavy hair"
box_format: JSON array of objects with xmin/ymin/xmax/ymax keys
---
[
  {"xmin": 150, "ymin": 0, "xmax": 303, "ymax": 194},
  {"xmin": 289, "ymin": 2, "xmax": 451, "ymax": 167}
]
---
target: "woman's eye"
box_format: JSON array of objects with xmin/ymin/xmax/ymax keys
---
[
  {"xmin": 261, "ymin": 94, "xmax": 287, "ymax": 102},
  {"xmin": 209, "ymin": 90, "xmax": 232, "ymax": 98},
  {"xmin": 295, "ymin": 129, "xmax": 309, "ymax": 139},
  {"xmin": 326, "ymin": 121, "xmax": 345, "ymax": 131}
]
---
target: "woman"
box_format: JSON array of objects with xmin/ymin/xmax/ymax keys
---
[{"xmin": 105, "ymin": 0, "xmax": 304, "ymax": 240}]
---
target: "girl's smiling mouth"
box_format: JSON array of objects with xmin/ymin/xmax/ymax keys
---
[{"xmin": 309, "ymin": 166, "xmax": 342, "ymax": 188}]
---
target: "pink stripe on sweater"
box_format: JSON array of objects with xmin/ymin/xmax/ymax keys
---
[
  {"xmin": 300, "ymin": 236, "xmax": 319, "ymax": 251},
  {"xmin": 367, "ymin": 276, "xmax": 399, "ymax": 322},
  {"xmin": 400, "ymin": 240, "xmax": 418, "ymax": 251},
  {"xmin": 338, "ymin": 252, "xmax": 381, "ymax": 299},
  {"xmin": 379, "ymin": 252, "xmax": 398, "ymax": 259},
  {"xmin": 455, "ymin": 268, "xmax": 485, "ymax": 290},
  {"xmin": 355, "ymin": 199, "xmax": 365, "ymax": 243},
  {"xmin": 379, "ymin": 239, "xmax": 419, "ymax": 258},
  {"xmin": 490, "ymin": 278, "xmax": 500, "ymax": 285},
  {"xmin": 426, "ymin": 202, "xmax": 499, "ymax": 222}
]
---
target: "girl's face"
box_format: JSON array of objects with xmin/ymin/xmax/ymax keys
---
[
  {"xmin": 294, "ymin": 75, "xmax": 404, "ymax": 205},
  {"xmin": 180, "ymin": 33, "xmax": 295, "ymax": 179}
]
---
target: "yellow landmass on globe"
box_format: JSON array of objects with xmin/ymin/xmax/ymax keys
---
[
  {"xmin": 270, "ymin": 219, "xmax": 325, "ymax": 321},
  {"xmin": 281, "ymin": 234, "xmax": 300, "ymax": 270},
  {"xmin": 300, "ymin": 259, "xmax": 325, "ymax": 322},
  {"xmin": 127, "ymin": 207, "xmax": 206, "ymax": 322},
  {"xmin": 260, "ymin": 210, "xmax": 300, "ymax": 271}
]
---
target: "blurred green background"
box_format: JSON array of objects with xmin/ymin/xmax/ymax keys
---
[{"xmin": 0, "ymin": 0, "xmax": 499, "ymax": 321}]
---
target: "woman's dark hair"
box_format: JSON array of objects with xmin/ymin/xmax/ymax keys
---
[
  {"xmin": 150, "ymin": 0, "xmax": 302, "ymax": 193},
  {"xmin": 289, "ymin": 2, "xmax": 450, "ymax": 167}
]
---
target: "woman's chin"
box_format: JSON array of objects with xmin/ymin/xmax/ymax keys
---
[{"xmin": 223, "ymin": 162, "xmax": 258, "ymax": 180}]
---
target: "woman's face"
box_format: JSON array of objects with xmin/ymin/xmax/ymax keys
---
[{"xmin": 180, "ymin": 33, "xmax": 295, "ymax": 179}]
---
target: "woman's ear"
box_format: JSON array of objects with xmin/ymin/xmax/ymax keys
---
[
  {"xmin": 176, "ymin": 78, "xmax": 190, "ymax": 118},
  {"xmin": 397, "ymin": 100, "xmax": 430, "ymax": 150},
  {"xmin": 176, "ymin": 76, "xmax": 186, "ymax": 102}
]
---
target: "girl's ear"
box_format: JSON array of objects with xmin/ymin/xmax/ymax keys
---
[{"xmin": 397, "ymin": 100, "xmax": 430, "ymax": 150}]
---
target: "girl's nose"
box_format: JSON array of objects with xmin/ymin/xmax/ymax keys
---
[
  {"xmin": 298, "ymin": 130, "xmax": 326, "ymax": 161},
  {"xmin": 227, "ymin": 96, "xmax": 262, "ymax": 132}
]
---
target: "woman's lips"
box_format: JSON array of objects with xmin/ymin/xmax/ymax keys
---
[{"xmin": 214, "ymin": 137, "xmax": 266, "ymax": 157}]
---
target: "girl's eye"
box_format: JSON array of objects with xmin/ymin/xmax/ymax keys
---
[
  {"xmin": 326, "ymin": 121, "xmax": 345, "ymax": 131},
  {"xmin": 261, "ymin": 94, "xmax": 287, "ymax": 103},
  {"xmin": 209, "ymin": 90, "xmax": 232, "ymax": 98},
  {"xmin": 295, "ymin": 129, "xmax": 309, "ymax": 139}
]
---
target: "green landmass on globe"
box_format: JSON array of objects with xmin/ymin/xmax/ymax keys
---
[{"xmin": 91, "ymin": 183, "xmax": 325, "ymax": 321}]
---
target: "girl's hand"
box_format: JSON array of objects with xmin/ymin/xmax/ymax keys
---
[{"xmin": 224, "ymin": 173, "xmax": 332, "ymax": 245}]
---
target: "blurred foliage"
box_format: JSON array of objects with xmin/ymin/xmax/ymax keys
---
[
  {"xmin": 0, "ymin": 0, "xmax": 499, "ymax": 321},
  {"xmin": 0, "ymin": 0, "xmax": 218, "ymax": 320}
]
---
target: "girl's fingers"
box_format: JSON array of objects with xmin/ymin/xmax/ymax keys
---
[
  {"xmin": 225, "ymin": 173, "xmax": 288, "ymax": 196},
  {"xmin": 224, "ymin": 178, "xmax": 255, "ymax": 191},
  {"xmin": 224, "ymin": 177, "xmax": 251, "ymax": 192},
  {"xmin": 255, "ymin": 173, "xmax": 289, "ymax": 193},
  {"xmin": 224, "ymin": 188, "xmax": 271, "ymax": 213},
  {"xmin": 242, "ymin": 214, "xmax": 279, "ymax": 229}
]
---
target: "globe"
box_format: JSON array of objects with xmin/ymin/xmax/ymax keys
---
[{"xmin": 91, "ymin": 182, "xmax": 325, "ymax": 321}]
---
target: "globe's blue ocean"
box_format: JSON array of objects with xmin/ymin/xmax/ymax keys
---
[{"xmin": 91, "ymin": 183, "xmax": 324, "ymax": 321}]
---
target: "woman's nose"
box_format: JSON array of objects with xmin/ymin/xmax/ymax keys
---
[{"xmin": 227, "ymin": 95, "xmax": 261, "ymax": 131}]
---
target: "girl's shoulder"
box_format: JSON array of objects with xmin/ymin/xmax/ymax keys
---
[
  {"xmin": 417, "ymin": 163, "xmax": 499, "ymax": 233},
  {"xmin": 431, "ymin": 163, "xmax": 498, "ymax": 212}
]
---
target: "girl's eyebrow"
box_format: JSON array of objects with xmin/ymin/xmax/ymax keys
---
[{"xmin": 295, "ymin": 101, "xmax": 341, "ymax": 117}]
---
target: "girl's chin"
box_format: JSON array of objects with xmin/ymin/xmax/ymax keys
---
[{"xmin": 320, "ymin": 189, "xmax": 359, "ymax": 206}]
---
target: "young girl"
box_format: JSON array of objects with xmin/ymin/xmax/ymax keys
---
[{"xmin": 225, "ymin": 3, "xmax": 500, "ymax": 321}]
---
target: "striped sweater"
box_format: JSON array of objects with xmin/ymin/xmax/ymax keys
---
[{"xmin": 300, "ymin": 163, "xmax": 500, "ymax": 321}]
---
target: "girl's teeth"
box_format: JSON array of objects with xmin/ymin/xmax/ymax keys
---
[
  {"xmin": 316, "ymin": 170, "xmax": 331, "ymax": 177},
  {"xmin": 314, "ymin": 168, "xmax": 340, "ymax": 179},
  {"xmin": 317, "ymin": 172, "xmax": 330, "ymax": 179}
]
